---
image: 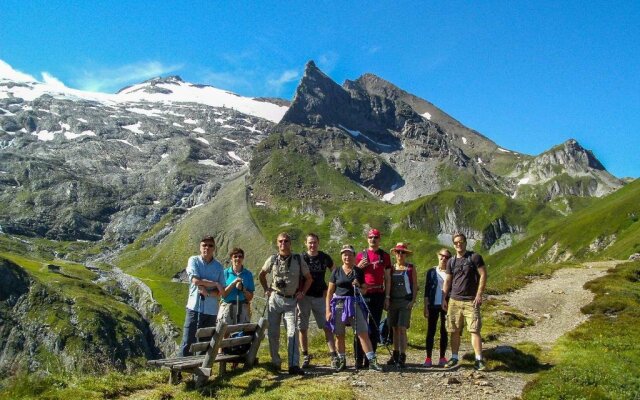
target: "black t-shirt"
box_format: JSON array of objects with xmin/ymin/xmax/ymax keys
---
[
  {"xmin": 446, "ymin": 251, "xmax": 485, "ymax": 301},
  {"xmin": 303, "ymin": 251, "xmax": 334, "ymax": 297},
  {"xmin": 330, "ymin": 266, "xmax": 365, "ymax": 297}
]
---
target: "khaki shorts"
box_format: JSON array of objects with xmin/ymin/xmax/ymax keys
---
[
  {"xmin": 297, "ymin": 295, "xmax": 326, "ymax": 330},
  {"xmin": 218, "ymin": 301, "xmax": 250, "ymax": 325},
  {"xmin": 333, "ymin": 303, "xmax": 369, "ymax": 335},
  {"xmin": 446, "ymin": 299, "xmax": 482, "ymax": 333}
]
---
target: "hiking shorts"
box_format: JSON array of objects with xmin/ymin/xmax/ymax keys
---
[
  {"xmin": 297, "ymin": 295, "xmax": 326, "ymax": 330},
  {"xmin": 446, "ymin": 299, "xmax": 482, "ymax": 334},
  {"xmin": 388, "ymin": 298, "xmax": 412, "ymax": 328},
  {"xmin": 333, "ymin": 302, "xmax": 368, "ymax": 335},
  {"xmin": 218, "ymin": 301, "xmax": 251, "ymax": 325}
]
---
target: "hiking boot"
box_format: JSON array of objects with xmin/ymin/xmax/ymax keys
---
[
  {"xmin": 302, "ymin": 354, "xmax": 311, "ymax": 368},
  {"xmin": 336, "ymin": 357, "xmax": 346, "ymax": 372},
  {"xmin": 368, "ymin": 356, "xmax": 383, "ymax": 372},
  {"xmin": 423, "ymin": 357, "xmax": 433, "ymax": 367},
  {"xmin": 387, "ymin": 350, "xmax": 399, "ymax": 365},
  {"xmin": 398, "ymin": 353, "xmax": 407, "ymax": 368},
  {"xmin": 444, "ymin": 358, "xmax": 459, "ymax": 369},
  {"xmin": 355, "ymin": 356, "xmax": 365, "ymax": 370},
  {"xmin": 438, "ymin": 357, "xmax": 448, "ymax": 367},
  {"xmin": 330, "ymin": 355, "xmax": 339, "ymax": 370},
  {"xmin": 288, "ymin": 366, "xmax": 306, "ymax": 376},
  {"xmin": 474, "ymin": 359, "xmax": 487, "ymax": 371}
]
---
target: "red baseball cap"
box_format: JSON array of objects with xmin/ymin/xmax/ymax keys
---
[{"xmin": 367, "ymin": 228, "xmax": 381, "ymax": 238}]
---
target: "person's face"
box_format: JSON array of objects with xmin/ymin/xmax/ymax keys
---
[
  {"xmin": 200, "ymin": 240, "xmax": 215, "ymax": 258},
  {"xmin": 342, "ymin": 251, "xmax": 354, "ymax": 266},
  {"xmin": 231, "ymin": 253, "xmax": 244, "ymax": 267},
  {"xmin": 437, "ymin": 251, "xmax": 451, "ymax": 264},
  {"xmin": 277, "ymin": 235, "xmax": 291, "ymax": 255},
  {"xmin": 306, "ymin": 236, "xmax": 319, "ymax": 253},
  {"xmin": 367, "ymin": 234, "xmax": 380, "ymax": 247},
  {"xmin": 395, "ymin": 250, "xmax": 408, "ymax": 261},
  {"xmin": 453, "ymin": 237, "xmax": 467, "ymax": 252}
]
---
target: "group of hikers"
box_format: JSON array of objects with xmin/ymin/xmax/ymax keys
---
[{"xmin": 180, "ymin": 229, "xmax": 487, "ymax": 375}]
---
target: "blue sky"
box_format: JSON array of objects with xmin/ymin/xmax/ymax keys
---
[{"xmin": 1, "ymin": 1, "xmax": 638, "ymax": 177}]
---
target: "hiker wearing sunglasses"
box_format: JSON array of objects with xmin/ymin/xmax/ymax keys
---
[
  {"xmin": 423, "ymin": 248, "xmax": 451, "ymax": 367},
  {"xmin": 259, "ymin": 232, "xmax": 313, "ymax": 375},
  {"xmin": 443, "ymin": 233, "xmax": 487, "ymax": 371},
  {"xmin": 354, "ymin": 228, "xmax": 392, "ymax": 369},
  {"xmin": 180, "ymin": 235, "xmax": 225, "ymax": 356},
  {"xmin": 386, "ymin": 243, "xmax": 418, "ymax": 368},
  {"xmin": 218, "ymin": 247, "xmax": 255, "ymax": 325}
]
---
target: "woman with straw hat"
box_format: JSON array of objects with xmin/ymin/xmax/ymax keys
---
[{"xmin": 386, "ymin": 242, "xmax": 418, "ymax": 368}]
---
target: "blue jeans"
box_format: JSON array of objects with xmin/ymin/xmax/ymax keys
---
[{"xmin": 180, "ymin": 308, "xmax": 217, "ymax": 356}]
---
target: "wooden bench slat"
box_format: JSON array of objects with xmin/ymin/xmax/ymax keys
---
[
  {"xmin": 214, "ymin": 354, "xmax": 245, "ymax": 362},
  {"xmin": 190, "ymin": 341, "xmax": 211, "ymax": 353},
  {"xmin": 195, "ymin": 322, "xmax": 257, "ymax": 338},
  {"xmin": 148, "ymin": 355, "xmax": 202, "ymax": 365},
  {"xmin": 219, "ymin": 335, "xmax": 253, "ymax": 348}
]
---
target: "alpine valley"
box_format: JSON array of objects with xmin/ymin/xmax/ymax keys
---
[{"xmin": 0, "ymin": 59, "xmax": 638, "ymax": 395}]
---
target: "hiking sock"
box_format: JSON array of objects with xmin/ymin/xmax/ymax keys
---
[
  {"xmin": 451, "ymin": 353, "xmax": 459, "ymax": 361},
  {"xmin": 338, "ymin": 353, "xmax": 346, "ymax": 359},
  {"xmin": 475, "ymin": 354, "xmax": 482, "ymax": 361},
  {"xmin": 365, "ymin": 351, "xmax": 375, "ymax": 360},
  {"xmin": 330, "ymin": 351, "xmax": 337, "ymax": 358}
]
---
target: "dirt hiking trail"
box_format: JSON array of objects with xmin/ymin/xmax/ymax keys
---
[{"xmin": 311, "ymin": 261, "xmax": 620, "ymax": 400}]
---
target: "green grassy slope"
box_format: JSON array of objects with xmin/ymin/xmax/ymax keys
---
[
  {"xmin": 115, "ymin": 174, "xmax": 273, "ymax": 327},
  {"xmin": 486, "ymin": 179, "xmax": 640, "ymax": 293},
  {"xmin": 523, "ymin": 260, "xmax": 640, "ymax": 399},
  {"xmin": 0, "ymin": 253, "xmax": 153, "ymax": 376}
]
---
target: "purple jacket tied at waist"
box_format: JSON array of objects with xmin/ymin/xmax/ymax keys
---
[{"xmin": 327, "ymin": 295, "xmax": 369, "ymax": 333}]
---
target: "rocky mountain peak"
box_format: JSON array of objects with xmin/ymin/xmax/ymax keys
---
[
  {"xmin": 280, "ymin": 60, "xmax": 352, "ymax": 127},
  {"xmin": 547, "ymin": 139, "xmax": 605, "ymax": 171}
]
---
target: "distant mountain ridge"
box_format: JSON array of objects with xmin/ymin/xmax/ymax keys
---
[{"xmin": 251, "ymin": 60, "xmax": 623, "ymax": 204}]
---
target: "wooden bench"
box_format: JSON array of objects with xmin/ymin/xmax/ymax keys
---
[{"xmin": 148, "ymin": 317, "xmax": 267, "ymax": 386}]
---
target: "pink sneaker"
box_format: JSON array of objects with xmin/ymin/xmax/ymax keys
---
[
  {"xmin": 423, "ymin": 357, "xmax": 432, "ymax": 367},
  {"xmin": 438, "ymin": 357, "xmax": 448, "ymax": 366}
]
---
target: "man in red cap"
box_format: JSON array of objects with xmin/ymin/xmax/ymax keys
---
[{"xmin": 353, "ymin": 228, "xmax": 392, "ymax": 368}]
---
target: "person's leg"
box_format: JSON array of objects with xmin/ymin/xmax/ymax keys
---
[
  {"xmin": 426, "ymin": 307, "xmax": 439, "ymax": 359},
  {"xmin": 445, "ymin": 299, "xmax": 463, "ymax": 367},
  {"xmin": 180, "ymin": 309, "xmax": 197, "ymax": 356},
  {"xmin": 398, "ymin": 326, "xmax": 408, "ymax": 367},
  {"xmin": 284, "ymin": 298, "xmax": 300, "ymax": 369},
  {"xmin": 267, "ymin": 296, "xmax": 283, "ymax": 368},
  {"xmin": 438, "ymin": 308, "xmax": 448, "ymax": 360},
  {"xmin": 297, "ymin": 296, "xmax": 311, "ymax": 360},
  {"xmin": 368, "ymin": 293, "xmax": 385, "ymax": 353},
  {"xmin": 312, "ymin": 296, "xmax": 336, "ymax": 354},
  {"xmin": 471, "ymin": 332, "xmax": 483, "ymax": 357}
]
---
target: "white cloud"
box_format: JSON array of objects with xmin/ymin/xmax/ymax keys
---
[
  {"xmin": 0, "ymin": 59, "xmax": 37, "ymax": 82},
  {"xmin": 41, "ymin": 72, "xmax": 68, "ymax": 89},
  {"xmin": 72, "ymin": 61, "xmax": 183, "ymax": 93},
  {"xmin": 266, "ymin": 69, "xmax": 300, "ymax": 93}
]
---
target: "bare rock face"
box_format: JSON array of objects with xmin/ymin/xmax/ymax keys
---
[
  {"xmin": 0, "ymin": 78, "xmax": 276, "ymax": 243},
  {"xmin": 268, "ymin": 61, "xmax": 621, "ymax": 204}
]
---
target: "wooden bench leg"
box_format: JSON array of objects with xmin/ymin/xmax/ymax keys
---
[
  {"xmin": 195, "ymin": 375, "xmax": 208, "ymax": 388},
  {"xmin": 169, "ymin": 370, "xmax": 180, "ymax": 385}
]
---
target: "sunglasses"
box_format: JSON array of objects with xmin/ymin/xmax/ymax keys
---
[
  {"xmin": 439, "ymin": 253, "xmax": 450, "ymax": 258},
  {"xmin": 396, "ymin": 251, "xmax": 408, "ymax": 255},
  {"xmin": 453, "ymin": 241, "xmax": 465, "ymax": 245},
  {"xmin": 201, "ymin": 244, "xmax": 215, "ymax": 248},
  {"xmin": 278, "ymin": 239, "xmax": 290, "ymax": 243}
]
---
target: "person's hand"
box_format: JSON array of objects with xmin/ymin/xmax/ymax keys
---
[
  {"xmin": 384, "ymin": 297, "xmax": 390, "ymax": 311},
  {"xmin": 357, "ymin": 259, "xmax": 369, "ymax": 269},
  {"xmin": 407, "ymin": 301, "xmax": 414, "ymax": 310},
  {"xmin": 198, "ymin": 285, "xmax": 207, "ymax": 297},
  {"xmin": 235, "ymin": 278, "xmax": 244, "ymax": 290},
  {"xmin": 423, "ymin": 307, "xmax": 429, "ymax": 319},
  {"xmin": 473, "ymin": 294, "xmax": 483, "ymax": 307},
  {"xmin": 326, "ymin": 310, "xmax": 332, "ymax": 322},
  {"xmin": 265, "ymin": 288, "xmax": 273, "ymax": 298},
  {"xmin": 442, "ymin": 298, "xmax": 448, "ymax": 312},
  {"xmin": 296, "ymin": 291, "xmax": 304, "ymax": 300}
]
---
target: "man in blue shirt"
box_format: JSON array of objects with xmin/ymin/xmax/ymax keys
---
[{"xmin": 180, "ymin": 235, "xmax": 226, "ymax": 356}]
